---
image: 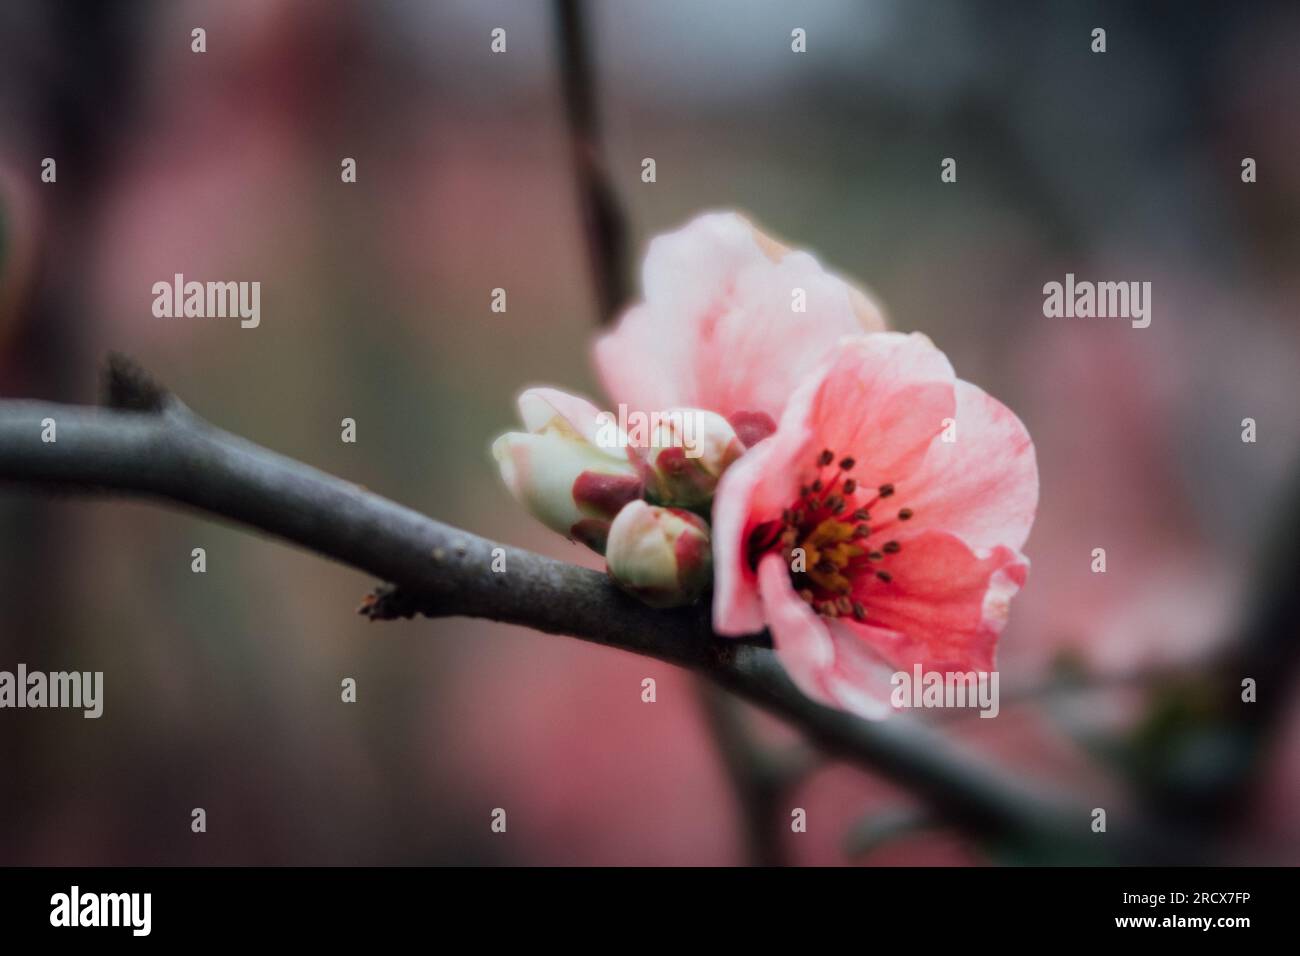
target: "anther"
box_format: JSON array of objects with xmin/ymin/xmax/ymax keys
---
[
  {"xmin": 898, "ymin": 508, "xmax": 913, "ymax": 521},
  {"xmin": 883, "ymin": 540, "xmax": 901, "ymax": 554},
  {"xmin": 876, "ymin": 570, "xmax": 893, "ymax": 583},
  {"xmin": 839, "ymin": 457, "xmax": 855, "ymax": 471},
  {"xmin": 818, "ymin": 449, "xmax": 834, "ymax": 466},
  {"xmin": 851, "ymin": 602, "xmax": 867, "ymax": 621},
  {"xmin": 878, "ymin": 483, "xmax": 895, "ymax": 497},
  {"xmin": 842, "ymin": 479, "xmax": 857, "ymax": 495}
]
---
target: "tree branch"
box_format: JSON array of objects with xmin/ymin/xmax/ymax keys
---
[
  {"xmin": 0, "ymin": 374, "xmax": 1195, "ymax": 862},
  {"xmin": 553, "ymin": 0, "xmax": 631, "ymax": 325}
]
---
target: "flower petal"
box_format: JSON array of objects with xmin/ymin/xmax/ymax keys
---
[
  {"xmin": 888, "ymin": 380, "xmax": 1038, "ymax": 552},
  {"xmin": 757, "ymin": 555, "xmax": 895, "ymax": 720},
  {"xmin": 852, "ymin": 530, "xmax": 1029, "ymax": 673},
  {"xmin": 595, "ymin": 212, "xmax": 882, "ymax": 422},
  {"xmin": 791, "ymin": 333, "xmax": 957, "ymax": 492},
  {"xmin": 757, "ymin": 553, "xmax": 834, "ymax": 687},
  {"xmin": 711, "ymin": 440, "xmax": 783, "ymax": 635}
]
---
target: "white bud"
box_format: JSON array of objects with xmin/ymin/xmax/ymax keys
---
[{"xmin": 605, "ymin": 501, "xmax": 712, "ymax": 608}]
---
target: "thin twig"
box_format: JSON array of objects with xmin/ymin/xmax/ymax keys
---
[{"xmin": 553, "ymin": 0, "xmax": 631, "ymax": 325}]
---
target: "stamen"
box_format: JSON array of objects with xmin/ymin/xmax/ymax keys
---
[{"xmin": 755, "ymin": 449, "xmax": 913, "ymax": 622}]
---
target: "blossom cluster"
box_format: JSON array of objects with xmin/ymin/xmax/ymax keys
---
[{"xmin": 494, "ymin": 213, "xmax": 1038, "ymax": 719}]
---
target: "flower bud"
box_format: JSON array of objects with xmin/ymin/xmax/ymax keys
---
[
  {"xmin": 493, "ymin": 388, "xmax": 642, "ymax": 553},
  {"xmin": 605, "ymin": 501, "xmax": 713, "ymax": 608},
  {"xmin": 629, "ymin": 408, "xmax": 744, "ymax": 509}
]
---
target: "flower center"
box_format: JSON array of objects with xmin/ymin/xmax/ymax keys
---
[{"xmin": 747, "ymin": 448, "xmax": 914, "ymax": 621}]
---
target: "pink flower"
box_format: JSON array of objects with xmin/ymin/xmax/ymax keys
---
[
  {"xmin": 711, "ymin": 333, "xmax": 1038, "ymax": 719},
  {"xmin": 595, "ymin": 212, "xmax": 885, "ymax": 447}
]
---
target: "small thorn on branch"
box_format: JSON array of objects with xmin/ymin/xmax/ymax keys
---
[{"xmin": 102, "ymin": 352, "xmax": 169, "ymax": 412}]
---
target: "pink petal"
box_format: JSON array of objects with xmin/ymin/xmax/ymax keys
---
[
  {"xmin": 595, "ymin": 212, "xmax": 882, "ymax": 422},
  {"xmin": 756, "ymin": 553, "xmax": 833, "ymax": 687},
  {"xmin": 793, "ymin": 334, "xmax": 957, "ymax": 492},
  {"xmin": 888, "ymin": 380, "xmax": 1039, "ymax": 552},
  {"xmin": 822, "ymin": 619, "xmax": 911, "ymax": 719},
  {"xmin": 756, "ymin": 555, "xmax": 895, "ymax": 720},
  {"xmin": 852, "ymin": 530, "xmax": 1029, "ymax": 673},
  {"xmin": 711, "ymin": 441, "xmax": 782, "ymax": 635}
]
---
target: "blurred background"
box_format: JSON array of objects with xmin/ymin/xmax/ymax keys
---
[{"xmin": 0, "ymin": 0, "xmax": 1297, "ymax": 865}]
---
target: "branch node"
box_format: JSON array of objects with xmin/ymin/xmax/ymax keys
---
[
  {"xmin": 102, "ymin": 353, "xmax": 169, "ymax": 412},
  {"xmin": 358, "ymin": 583, "xmax": 435, "ymax": 621}
]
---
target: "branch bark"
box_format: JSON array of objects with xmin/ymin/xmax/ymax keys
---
[{"xmin": 0, "ymin": 366, "xmax": 1193, "ymax": 862}]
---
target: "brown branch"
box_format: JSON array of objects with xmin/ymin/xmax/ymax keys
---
[
  {"xmin": 553, "ymin": 0, "xmax": 631, "ymax": 324},
  {"xmin": 0, "ymin": 364, "xmax": 1203, "ymax": 862}
]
